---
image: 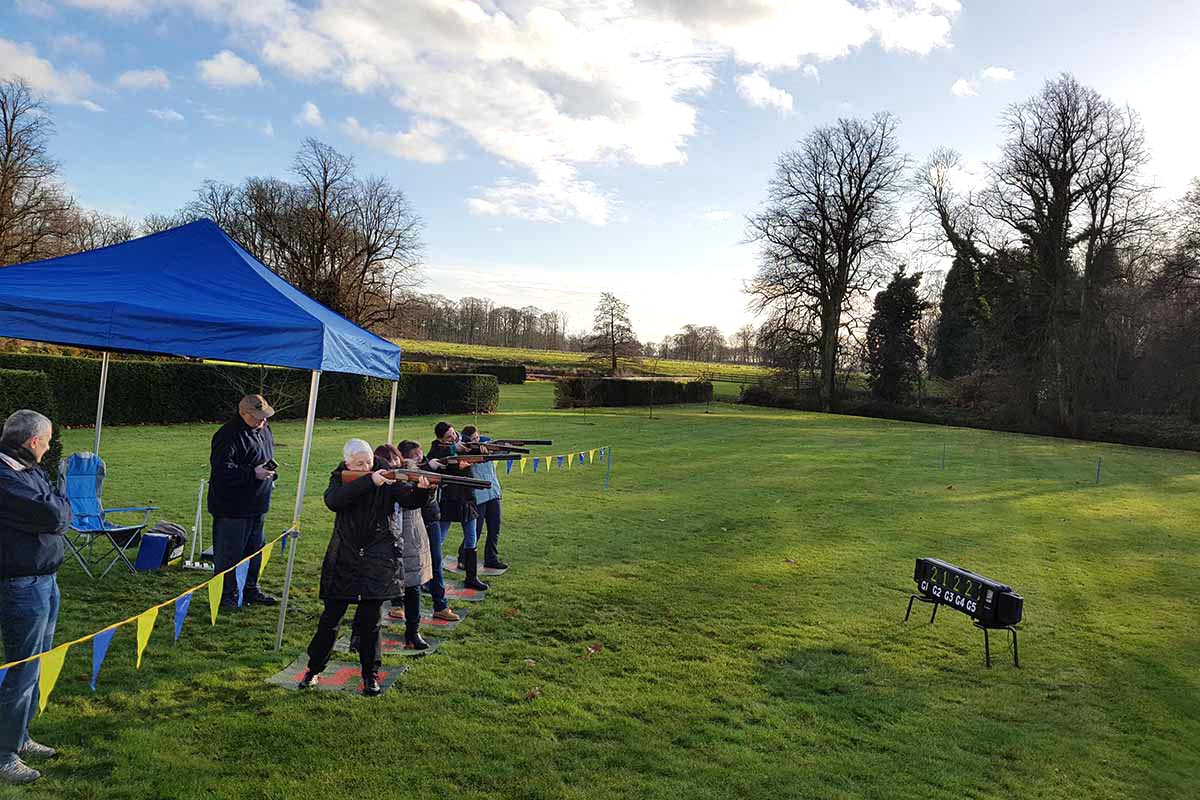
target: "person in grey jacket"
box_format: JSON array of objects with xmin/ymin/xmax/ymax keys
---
[
  {"xmin": 0, "ymin": 410, "xmax": 72, "ymax": 785},
  {"xmin": 377, "ymin": 443, "xmax": 433, "ymax": 650},
  {"xmin": 461, "ymin": 426, "xmax": 507, "ymax": 570}
]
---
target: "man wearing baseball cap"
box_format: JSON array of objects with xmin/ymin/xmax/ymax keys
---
[{"xmin": 206, "ymin": 394, "xmax": 279, "ymax": 609}]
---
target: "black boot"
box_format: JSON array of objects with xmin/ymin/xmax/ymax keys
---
[
  {"xmin": 463, "ymin": 548, "xmax": 489, "ymax": 591},
  {"xmin": 456, "ymin": 542, "xmax": 465, "ymax": 571},
  {"xmin": 403, "ymin": 587, "xmax": 428, "ymax": 650}
]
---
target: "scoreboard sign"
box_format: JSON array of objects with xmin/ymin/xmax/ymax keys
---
[
  {"xmin": 906, "ymin": 557, "xmax": 1024, "ymax": 668},
  {"xmin": 913, "ymin": 557, "xmax": 1023, "ymax": 627}
]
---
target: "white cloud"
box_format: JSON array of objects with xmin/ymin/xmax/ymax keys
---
[
  {"xmin": 802, "ymin": 64, "xmax": 820, "ymax": 82},
  {"xmin": 200, "ymin": 109, "xmax": 236, "ymax": 124},
  {"xmin": 0, "ymin": 38, "xmax": 104, "ymax": 110},
  {"xmin": 950, "ymin": 78, "xmax": 978, "ymax": 97},
  {"xmin": 50, "ymin": 33, "xmax": 104, "ymax": 58},
  {"xmin": 197, "ymin": 50, "xmax": 263, "ymax": 87},
  {"xmin": 736, "ymin": 71, "xmax": 793, "ymax": 113},
  {"xmin": 117, "ymin": 67, "xmax": 169, "ymax": 90},
  {"xmin": 342, "ymin": 116, "xmax": 448, "ymax": 163},
  {"xmin": 14, "ymin": 0, "xmax": 56, "ymax": 18},
  {"xmin": 62, "ymin": 0, "xmax": 962, "ymax": 224},
  {"xmin": 295, "ymin": 100, "xmax": 323, "ymax": 127},
  {"xmin": 261, "ymin": 120, "xmax": 274, "ymax": 137},
  {"xmin": 63, "ymin": 0, "xmax": 152, "ymax": 13},
  {"xmin": 467, "ymin": 163, "xmax": 615, "ymax": 226},
  {"xmin": 702, "ymin": 210, "xmax": 732, "ymax": 222},
  {"xmin": 147, "ymin": 108, "xmax": 183, "ymax": 122},
  {"xmin": 981, "ymin": 66, "xmax": 1015, "ymax": 82}
]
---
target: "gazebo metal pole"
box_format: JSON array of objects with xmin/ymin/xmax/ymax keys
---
[
  {"xmin": 386, "ymin": 380, "xmax": 398, "ymax": 443},
  {"xmin": 274, "ymin": 369, "xmax": 321, "ymax": 652},
  {"xmin": 93, "ymin": 351, "xmax": 110, "ymax": 456}
]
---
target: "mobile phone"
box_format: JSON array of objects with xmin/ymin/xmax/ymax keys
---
[{"xmin": 263, "ymin": 459, "xmax": 279, "ymax": 471}]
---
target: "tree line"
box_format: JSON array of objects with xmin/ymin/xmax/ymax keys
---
[{"xmin": 748, "ymin": 73, "xmax": 1200, "ymax": 431}]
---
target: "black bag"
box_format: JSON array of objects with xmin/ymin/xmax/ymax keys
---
[{"xmin": 144, "ymin": 521, "xmax": 187, "ymax": 565}]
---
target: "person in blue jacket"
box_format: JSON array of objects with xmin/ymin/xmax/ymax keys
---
[
  {"xmin": 460, "ymin": 426, "xmax": 507, "ymax": 570},
  {"xmin": 0, "ymin": 410, "xmax": 72, "ymax": 785},
  {"xmin": 206, "ymin": 394, "xmax": 278, "ymax": 609}
]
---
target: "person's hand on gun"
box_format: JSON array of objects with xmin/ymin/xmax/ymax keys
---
[
  {"xmin": 426, "ymin": 458, "xmax": 443, "ymax": 470},
  {"xmin": 371, "ymin": 469, "xmax": 396, "ymax": 487},
  {"xmin": 415, "ymin": 475, "xmax": 432, "ymax": 489}
]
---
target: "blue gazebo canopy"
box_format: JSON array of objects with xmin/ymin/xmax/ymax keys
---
[{"xmin": 0, "ymin": 218, "xmax": 401, "ymax": 379}]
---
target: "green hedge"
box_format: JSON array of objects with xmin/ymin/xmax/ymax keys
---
[
  {"xmin": 0, "ymin": 368, "xmax": 62, "ymax": 477},
  {"xmin": 554, "ymin": 377, "xmax": 712, "ymax": 408},
  {"xmin": 425, "ymin": 361, "xmax": 526, "ymax": 383},
  {"xmin": 0, "ymin": 354, "xmax": 497, "ymax": 426},
  {"xmin": 400, "ymin": 361, "xmax": 430, "ymax": 374}
]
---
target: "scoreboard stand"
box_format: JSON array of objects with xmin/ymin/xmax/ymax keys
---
[
  {"xmin": 905, "ymin": 557, "xmax": 1024, "ymax": 669},
  {"xmin": 973, "ymin": 621, "xmax": 1019, "ymax": 669}
]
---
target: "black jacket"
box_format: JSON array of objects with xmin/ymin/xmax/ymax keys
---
[
  {"xmin": 319, "ymin": 460, "xmax": 430, "ymax": 601},
  {"xmin": 427, "ymin": 441, "xmax": 477, "ymax": 524},
  {"xmin": 207, "ymin": 417, "xmax": 275, "ymax": 518},
  {"xmin": 0, "ymin": 447, "xmax": 72, "ymax": 579}
]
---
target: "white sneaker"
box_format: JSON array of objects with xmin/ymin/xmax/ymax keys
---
[
  {"xmin": 20, "ymin": 740, "xmax": 56, "ymax": 759},
  {"xmin": 0, "ymin": 757, "xmax": 40, "ymax": 784}
]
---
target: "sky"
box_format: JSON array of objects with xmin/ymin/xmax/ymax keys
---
[{"xmin": 2, "ymin": 0, "xmax": 1199, "ymax": 344}]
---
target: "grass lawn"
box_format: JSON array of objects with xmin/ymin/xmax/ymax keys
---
[
  {"xmin": 393, "ymin": 338, "xmax": 770, "ymax": 380},
  {"xmin": 5, "ymin": 383, "xmax": 1198, "ymax": 799}
]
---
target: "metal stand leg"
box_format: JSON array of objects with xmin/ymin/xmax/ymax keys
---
[
  {"xmin": 982, "ymin": 626, "xmax": 991, "ymax": 668},
  {"xmin": 929, "ymin": 603, "xmax": 938, "ymax": 624},
  {"xmin": 904, "ymin": 595, "xmax": 940, "ymax": 625}
]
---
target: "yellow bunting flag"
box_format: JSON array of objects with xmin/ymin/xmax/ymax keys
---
[
  {"xmin": 37, "ymin": 643, "xmax": 70, "ymax": 714},
  {"xmin": 589, "ymin": 449, "xmax": 596, "ymax": 464},
  {"xmin": 519, "ymin": 458, "xmax": 527, "ymax": 474},
  {"xmin": 258, "ymin": 540, "xmax": 273, "ymax": 576},
  {"xmin": 566, "ymin": 452, "xmax": 573, "ymax": 470},
  {"xmin": 136, "ymin": 607, "xmax": 159, "ymax": 669},
  {"xmin": 207, "ymin": 575, "xmax": 223, "ymax": 625}
]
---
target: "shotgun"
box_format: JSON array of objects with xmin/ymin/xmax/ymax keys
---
[
  {"xmin": 436, "ymin": 454, "xmax": 514, "ymax": 467},
  {"xmin": 486, "ymin": 438, "xmax": 552, "ymax": 447},
  {"xmin": 339, "ymin": 468, "xmax": 492, "ymax": 490},
  {"xmin": 459, "ymin": 442, "xmax": 530, "ymax": 454}
]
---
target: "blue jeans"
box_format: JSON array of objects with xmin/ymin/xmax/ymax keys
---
[
  {"xmin": 212, "ymin": 515, "xmax": 265, "ymax": 602},
  {"xmin": 478, "ymin": 499, "xmax": 502, "ymax": 566},
  {"xmin": 423, "ymin": 521, "xmax": 449, "ymax": 611},
  {"xmin": 0, "ymin": 574, "xmax": 60, "ymax": 759},
  {"xmin": 458, "ymin": 517, "xmax": 478, "ymax": 551}
]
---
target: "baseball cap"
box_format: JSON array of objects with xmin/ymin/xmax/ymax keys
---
[{"xmin": 239, "ymin": 394, "xmax": 275, "ymax": 421}]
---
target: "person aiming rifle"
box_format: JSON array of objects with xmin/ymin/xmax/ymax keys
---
[
  {"xmin": 296, "ymin": 439, "xmax": 432, "ymax": 696},
  {"xmin": 427, "ymin": 422, "xmax": 488, "ymax": 591},
  {"xmin": 461, "ymin": 426, "xmax": 509, "ymax": 571}
]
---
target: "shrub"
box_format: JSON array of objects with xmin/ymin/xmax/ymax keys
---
[
  {"xmin": 0, "ymin": 354, "xmax": 498, "ymax": 426},
  {"xmin": 431, "ymin": 362, "xmax": 526, "ymax": 383},
  {"xmin": 0, "ymin": 368, "xmax": 63, "ymax": 477},
  {"xmin": 400, "ymin": 361, "xmax": 431, "ymax": 374},
  {"xmin": 555, "ymin": 377, "xmax": 712, "ymax": 408}
]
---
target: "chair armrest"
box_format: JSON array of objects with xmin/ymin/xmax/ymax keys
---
[{"xmin": 103, "ymin": 506, "xmax": 159, "ymax": 513}]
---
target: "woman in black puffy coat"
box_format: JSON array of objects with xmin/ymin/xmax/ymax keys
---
[{"xmin": 297, "ymin": 438, "xmax": 430, "ymax": 696}]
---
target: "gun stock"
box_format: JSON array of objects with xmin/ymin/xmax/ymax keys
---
[{"xmin": 340, "ymin": 469, "xmax": 492, "ymax": 490}]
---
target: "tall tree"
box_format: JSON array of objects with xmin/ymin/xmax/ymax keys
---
[
  {"xmin": 584, "ymin": 292, "xmax": 640, "ymax": 374},
  {"xmin": 0, "ymin": 79, "xmax": 73, "ymax": 264},
  {"xmin": 932, "ymin": 254, "xmax": 985, "ymax": 378},
  {"xmin": 866, "ymin": 268, "xmax": 928, "ymax": 401},
  {"xmin": 747, "ymin": 112, "xmax": 910, "ymax": 410}
]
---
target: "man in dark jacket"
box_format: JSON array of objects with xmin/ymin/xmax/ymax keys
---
[
  {"xmin": 428, "ymin": 422, "xmax": 488, "ymax": 592},
  {"xmin": 207, "ymin": 394, "xmax": 278, "ymax": 609},
  {"xmin": 0, "ymin": 410, "xmax": 72, "ymax": 785}
]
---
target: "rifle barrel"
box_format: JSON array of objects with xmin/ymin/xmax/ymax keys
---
[
  {"xmin": 341, "ymin": 469, "xmax": 491, "ymax": 490},
  {"xmin": 490, "ymin": 438, "xmax": 552, "ymax": 446}
]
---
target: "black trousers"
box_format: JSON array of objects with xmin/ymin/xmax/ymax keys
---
[{"xmin": 305, "ymin": 598, "xmax": 384, "ymax": 681}]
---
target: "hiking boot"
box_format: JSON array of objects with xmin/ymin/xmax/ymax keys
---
[
  {"xmin": 362, "ymin": 677, "xmax": 383, "ymax": 697},
  {"xmin": 484, "ymin": 559, "xmax": 509, "ymax": 571},
  {"xmin": 0, "ymin": 758, "xmax": 40, "ymax": 784},
  {"xmin": 297, "ymin": 669, "xmax": 320, "ymax": 689},
  {"xmin": 219, "ymin": 598, "xmax": 240, "ymax": 612},
  {"xmin": 244, "ymin": 590, "xmax": 279, "ymax": 606},
  {"xmin": 19, "ymin": 740, "xmax": 55, "ymax": 760},
  {"xmin": 387, "ymin": 605, "xmax": 406, "ymax": 620},
  {"xmin": 432, "ymin": 607, "xmax": 460, "ymax": 622}
]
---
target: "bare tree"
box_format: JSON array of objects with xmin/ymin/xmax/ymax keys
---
[
  {"xmin": 747, "ymin": 112, "xmax": 910, "ymax": 410},
  {"xmin": 584, "ymin": 292, "xmax": 641, "ymax": 375},
  {"xmin": 61, "ymin": 209, "xmax": 137, "ymax": 253},
  {"xmin": 0, "ymin": 79, "xmax": 73, "ymax": 264}
]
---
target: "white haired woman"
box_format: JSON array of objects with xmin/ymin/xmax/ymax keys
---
[{"xmin": 297, "ymin": 438, "xmax": 431, "ymax": 696}]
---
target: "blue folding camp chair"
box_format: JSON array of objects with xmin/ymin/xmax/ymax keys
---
[{"xmin": 59, "ymin": 452, "xmax": 158, "ymax": 578}]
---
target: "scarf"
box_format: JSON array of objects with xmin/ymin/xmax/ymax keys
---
[{"xmin": 0, "ymin": 442, "xmax": 40, "ymax": 470}]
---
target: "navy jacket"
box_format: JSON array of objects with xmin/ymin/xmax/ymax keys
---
[
  {"xmin": 0, "ymin": 452, "xmax": 72, "ymax": 579},
  {"xmin": 207, "ymin": 417, "xmax": 275, "ymax": 518}
]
